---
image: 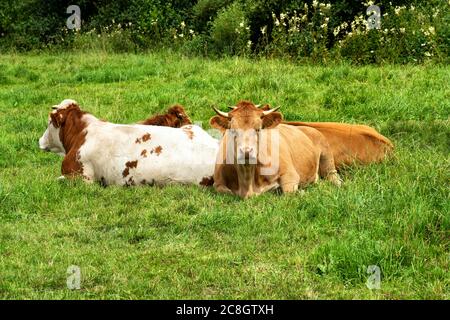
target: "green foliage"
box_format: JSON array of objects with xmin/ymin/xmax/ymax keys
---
[
  {"xmin": 209, "ymin": 2, "xmax": 250, "ymax": 56},
  {"xmin": 192, "ymin": 0, "xmax": 234, "ymax": 32},
  {"xmin": 0, "ymin": 0, "xmax": 449, "ymax": 62}
]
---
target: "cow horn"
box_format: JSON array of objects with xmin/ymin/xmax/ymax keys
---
[
  {"xmin": 212, "ymin": 106, "xmax": 230, "ymax": 118},
  {"xmin": 262, "ymin": 106, "xmax": 280, "ymax": 116},
  {"xmin": 228, "ymin": 105, "xmax": 236, "ymax": 110},
  {"xmin": 255, "ymin": 104, "xmax": 261, "ymax": 108}
]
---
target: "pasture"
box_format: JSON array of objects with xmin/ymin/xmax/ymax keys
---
[{"xmin": 0, "ymin": 52, "xmax": 448, "ymax": 299}]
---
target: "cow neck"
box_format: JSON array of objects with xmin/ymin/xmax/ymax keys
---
[
  {"xmin": 60, "ymin": 110, "xmax": 89, "ymax": 153},
  {"xmin": 236, "ymin": 164, "xmax": 259, "ymax": 198}
]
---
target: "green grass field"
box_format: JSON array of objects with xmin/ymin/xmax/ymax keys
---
[{"xmin": 0, "ymin": 52, "xmax": 448, "ymax": 299}]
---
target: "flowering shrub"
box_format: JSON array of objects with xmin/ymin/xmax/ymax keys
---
[
  {"xmin": 209, "ymin": 2, "xmax": 251, "ymax": 56},
  {"xmin": 0, "ymin": 0, "xmax": 448, "ymax": 64},
  {"xmin": 268, "ymin": 2, "xmax": 333, "ymax": 62},
  {"xmin": 335, "ymin": 1, "xmax": 449, "ymax": 64}
]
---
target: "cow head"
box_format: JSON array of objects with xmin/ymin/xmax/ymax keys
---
[
  {"xmin": 39, "ymin": 99, "xmax": 83, "ymax": 155},
  {"xmin": 167, "ymin": 104, "xmax": 192, "ymax": 127},
  {"xmin": 210, "ymin": 100, "xmax": 282, "ymax": 164}
]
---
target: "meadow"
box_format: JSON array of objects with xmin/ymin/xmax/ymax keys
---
[{"xmin": 0, "ymin": 51, "xmax": 448, "ymax": 299}]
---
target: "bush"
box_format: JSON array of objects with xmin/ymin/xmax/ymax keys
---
[
  {"xmin": 335, "ymin": 2, "xmax": 449, "ymax": 64},
  {"xmin": 191, "ymin": 0, "xmax": 234, "ymax": 33},
  {"xmin": 209, "ymin": 2, "xmax": 251, "ymax": 56},
  {"xmin": 267, "ymin": 2, "xmax": 333, "ymax": 62},
  {"xmin": 0, "ymin": 0, "xmax": 448, "ymax": 64}
]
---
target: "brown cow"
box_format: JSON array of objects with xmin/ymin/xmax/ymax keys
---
[
  {"xmin": 210, "ymin": 100, "xmax": 341, "ymax": 198},
  {"xmin": 139, "ymin": 104, "xmax": 192, "ymax": 127},
  {"xmin": 257, "ymin": 105, "xmax": 394, "ymax": 168}
]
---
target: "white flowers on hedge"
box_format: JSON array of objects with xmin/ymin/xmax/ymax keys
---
[{"xmin": 172, "ymin": 21, "xmax": 197, "ymax": 42}]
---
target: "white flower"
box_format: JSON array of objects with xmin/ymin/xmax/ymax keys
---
[
  {"xmin": 239, "ymin": 22, "xmax": 244, "ymax": 28},
  {"xmin": 180, "ymin": 21, "xmax": 186, "ymax": 28},
  {"xmin": 247, "ymin": 40, "xmax": 252, "ymax": 48},
  {"xmin": 399, "ymin": 28, "xmax": 406, "ymax": 33},
  {"xmin": 275, "ymin": 19, "xmax": 280, "ymax": 26},
  {"xmin": 428, "ymin": 26, "xmax": 435, "ymax": 35},
  {"xmin": 189, "ymin": 29, "xmax": 194, "ymax": 34},
  {"xmin": 333, "ymin": 27, "xmax": 340, "ymax": 36},
  {"xmin": 179, "ymin": 33, "xmax": 184, "ymax": 38},
  {"xmin": 424, "ymin": 52, "xmax": 432, "ymax": 57},
  {"xmin": 260, "ymin": 26, "xmax": 267, "ymax": 34},
  {"xmin": 312, "ymin": 0, "xmax": 318, "ymax": 8}
]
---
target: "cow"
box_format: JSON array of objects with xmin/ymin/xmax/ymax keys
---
[
  {"xmin": 256, "ymin": 105, "xmax": 394, "ymax": 168},
  {"xmin": 210, "ymin": 100, "xmax": 341, "ymax": 198},
  {"xmin": 139, "ymin": 104, "xmax": 192, "ymax": 127},
  {"xmin": 39, "ymin": 99, "xmax": 218, "ymax": 187}
]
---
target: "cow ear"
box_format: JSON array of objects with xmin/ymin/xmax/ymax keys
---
[
  {"xmin": 209, "ymin": 116, "xmax": 230, "ymax": 133},
  {"xmin": 262, "ymin": 112, "xmax": 282, "ymax": 129}
]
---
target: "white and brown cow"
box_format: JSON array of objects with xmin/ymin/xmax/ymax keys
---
[{"xmin": 39, "ymin": 99, "xmax": 218, "ymax": 186}]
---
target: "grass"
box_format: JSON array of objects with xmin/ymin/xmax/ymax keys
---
[{"xmin": 0, "ymin": 51, "xmax": 448, "ymax": 299}]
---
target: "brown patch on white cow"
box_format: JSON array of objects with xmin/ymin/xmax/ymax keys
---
[
  {"xmin": 141, "ymin": 149, "xmax": 148, "ymax": 158},
  {"xmin": 142, "ymin": 133, "xmax": 151, "ymax": 142},
  {"xmin": 136, "ymin": 133, "xmax": 152, "ymax": 144},
  {"xmin": 183, "ymin": 126, "xmax": 194, "ymax": 140},
  {"xmin": 126, "ymin": 176, "xmax": 136, "ymax": 186},
  {"xmin": 122, "ymin": 160, "xmax": 138, "ymax": 177},
  {"xmin": 154, "ymin": 146, "xmax": 163, "ymax": 156}
]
